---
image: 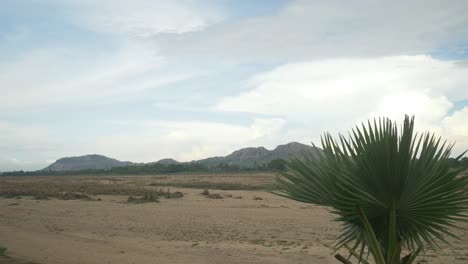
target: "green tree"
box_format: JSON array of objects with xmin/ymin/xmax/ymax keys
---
[
  {"xmin": 460, "ymin": 157, "xmax": 468, "ymax": 167},
  {"xmin": 268, "ymin": 159, "xmax": 288, "ymax": 171},
  {"xmin": 274, "ymin": 116, "xmax": 467, "ymax": 264}
]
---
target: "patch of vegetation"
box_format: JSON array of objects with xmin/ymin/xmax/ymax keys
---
[
  {"xmin": 206, "ymin": 193, "xmax": 223, "ymax": 199},
  {"xmin": 1, "ymin": 189, "xmax": 98, "ymax": 201},
  {"xmin": 33, "ymin": 194, "xmax": 50, "ymax": 200},
  {"xmin": 59, "ymin": 192, "xmax": 97, "ymax": 201},
  {"xmin": 447, "ymin": 157, "xmax": 468, "ymax": 168},
  {"xmin": 0, "ymin": 180, "xmax": 148, "ymax": 199},
  {"xmin": 149, "ymin": 181, "xmax": 266, "ymax": 190},
  {"xmin": 128, "ymin": 192, "xmax": 160, "ymax": 204},
  {"xmin": 156, "ymin": 188, "xmax": 184, "ymax": 199},
  {"xmin": 0, "ymin": 246, "xmax": 6, "ymax": 256},
  {"xmin": 1, "ymin": 159, "xmax": 287, "ymax": 176},
  {"xmin": 267, "ymin": 159, "xmax": 288, "ymax": 171},
  {"xmin": 249, "ymin": 239, "xmax": 266, "ymax": 245},
  {"xmin": 127, "ymin": 189, "xmax": 183, "ymax": 204},
  {"xmin": 170, "ymin": 192, "xmax": 184, "ymax": 198},
  {"xmin": 276, "ymin": 240, "xmax": 295, "ymax": 246},
  {"xmin": 0, "ymin": 163, "xmax": 210, "ymax": 176}
]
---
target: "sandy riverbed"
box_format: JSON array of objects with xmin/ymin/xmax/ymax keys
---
[{"xmin": 0, "ymin": 175, "xmax": 466, "ymax": 264}]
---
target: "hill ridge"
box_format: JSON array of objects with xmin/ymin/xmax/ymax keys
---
[{"xmin": 43, "ymin": 142, "xmax": 320, "ymax": 171}]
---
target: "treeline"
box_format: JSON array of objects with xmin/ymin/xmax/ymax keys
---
[
  {"xmin": 2, "ymin": 157, "xmax": 465, "ymax": 177},
  {"xmin": 0, "ymin": 159, "xmax": 289, "ymax": 177},
  {"xmin": 447, "ymin": 157, "xmax": 468, "ymax": 168}
]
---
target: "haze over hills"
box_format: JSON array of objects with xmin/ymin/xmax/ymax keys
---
[{"xmin": 43, "ymin": 142, "xmax": 320, "ymax": 172}]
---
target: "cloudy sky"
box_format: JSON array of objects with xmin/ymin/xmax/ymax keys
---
[{"xmin": 1, "ymin": 0, "xmax": 468, "ymax": 171}]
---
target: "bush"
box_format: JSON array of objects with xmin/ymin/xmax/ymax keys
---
[
  {"xmin": 157, "ymin": 188, "xmax": 184, "ymax": 199},
  {"xmin": 127, "ymin": 189, "xmax": 184, "ymax": 203},
  {"xmin": 267, "ymin": 159, "xmax": 288, "ymax": 171},
  {"xmin": 0, "ymin": 246, "xmax": 6, "ymax": 256},
  {"xmin": 207, "ymin": 193, "xmax": 223, "ymax": 199},
  {"xmin": 128, "ymin": 191, "xmax": 159, "ymax": 204},
  {"xmin": 165, "ymin": 191, "xmax": 184, "ymax": 199}
]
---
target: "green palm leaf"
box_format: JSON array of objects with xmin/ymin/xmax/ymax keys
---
[{"xmin": 273, "ymin": 116, "xmax": 468, "ymax": 264}]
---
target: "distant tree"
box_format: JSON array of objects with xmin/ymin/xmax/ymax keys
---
[
  {"xmin": 267, "ymin": 159, "xmax": 288, "ymax": 171},
  {"xmin": 460, "ymin": 157, "xmax": 468, "ymax": 167},
  {"xmin": 447, "ymin": 157, "xmax": 468, "ymax": 168}
]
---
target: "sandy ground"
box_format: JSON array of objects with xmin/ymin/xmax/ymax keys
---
[{"xmin": 0, "ymin": 175, "xmax": 467, "ymax": 264}]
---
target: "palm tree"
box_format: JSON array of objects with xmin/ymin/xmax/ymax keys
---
[{"xmin": 273, "ymin": 116, "xmax": 467, "ymax": 264}]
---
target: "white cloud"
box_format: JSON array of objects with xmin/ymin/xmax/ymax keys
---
[
  {"xmin": 2, "ymin": 0, "xmax": 468, "ymax": 170},
  {"xmin": 0, "ymin": 42, "xmax": 202, "ymax": 111},
  {"xmin": 440, "ymin": 107, "xmax": 468, "ymax": 155},
  {"xmin": 61, "ymin": 0, "xmax": 223, "ymax": 37},
  {"xmin": 0, "ymin": 121, "xmax": 61, "ymax": 171},
  {"xmin": 217, "ymin": 56, "xmax": 467, "ymax": 116},
  {"xmin": 156, "ymin": 0, "xmax": 468, "ymax": 60},
  {"xmin": 92, "ymin": 118, "xmax": 286, "ymax": 162},
  {"xmin": 442, "ymin": 107, "xmax": 468, "ymax": 136},
  {"xmin": 0, "ymin": 122, "xmax": 55, "ymax": 151},
  {"xmin": 0, "ymin": 0, "xmax": 225, "ymax": 111},
  {"xmin": 369, "ymin": 92, "xmax": 452, "ymax": 130},
  {"xmin": 0, "ymin": 157, "xmax": 45, "ymax": 172},
  {"xmin": 0, "ymin": 117, "xmax": 288, "ymax": 170},
  {"xmin": 216, "ymin": 55, "xmax": 468, "ymax": 154}
]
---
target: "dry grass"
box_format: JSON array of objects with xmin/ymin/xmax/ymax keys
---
[
  {"xmin": 0, "ymin": 178, "xmax": 146, "ymax": 199},
  {"xmin": 0, "ymin": 173, "xmax": 277, "ymax": 200},
  {"xmin": 147, "ymin": 172, "xmax": 276, "ymax": 190},
  {"xmin": 150, "ymin": 181, "xmax": 266, "ymax": 190}
]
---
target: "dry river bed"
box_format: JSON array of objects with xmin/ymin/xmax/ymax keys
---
[{"xmin": 0, "ymin": 175, "xmax": 467, "ymax": 264}]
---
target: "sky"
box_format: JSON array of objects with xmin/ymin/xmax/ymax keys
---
[{"xmin": 1, "ymin": 0, "xmax": 468, "ymax": 171}]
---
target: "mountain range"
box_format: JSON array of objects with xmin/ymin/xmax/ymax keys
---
[{"xmin": 43, "ymin": 142, "xmax": 320, "ymax": 172}]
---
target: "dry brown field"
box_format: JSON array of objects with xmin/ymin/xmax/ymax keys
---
[{"xmin": 0, "ymin": 173, "xmax": 467, "ymax": 264}]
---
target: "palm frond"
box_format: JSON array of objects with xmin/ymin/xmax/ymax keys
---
[{"xmin": 274, "ymin": 115, "xmax": 468, "ymax": 263}]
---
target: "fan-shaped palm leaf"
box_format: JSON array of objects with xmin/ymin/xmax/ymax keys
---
[{"xmin": 273, "ymin": 116, "xmax": 467, "ymax": 264}]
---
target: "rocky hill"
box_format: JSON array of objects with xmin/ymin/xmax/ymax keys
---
[
  {"xmin": 195, "ymin": 142, "xmax": 320, "ymax": 168},
  {"xmin": 42, "ymin": 142, "xmax": 320, "ymax": 171},
  {"xmin": 149, "ymin": 158, "xmax": 180, "ymax": 165},
  {"xmin": 43, "ymin": 154, "xmax": 134, "ymax": 171}
]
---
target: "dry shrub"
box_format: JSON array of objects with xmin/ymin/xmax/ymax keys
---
[
  {"xmin": 0, "ymin": 179, "xmax": 145, "ymax": 200},
  {"xmin": 128, "ymin": 191, "xmax": 159, "ymax": 204},
  {"xmin": 207, "ymin": 193, "xmax": 223, "ymax": 199}
]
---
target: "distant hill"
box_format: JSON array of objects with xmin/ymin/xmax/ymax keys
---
[
  {"xmin": 196, "ymin": 142, "xmax": 320, "ymax": 168},
  {"xmin": 149, "ymin": 158, "xmax": 181, "ymax": 165},
  {"xmin": 43, "ymin": 154, "xmax": 134, "ymax": 171},
  {"xmin": 41, "ymin": 142, "xmax": 320, "ymax": 172}
]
